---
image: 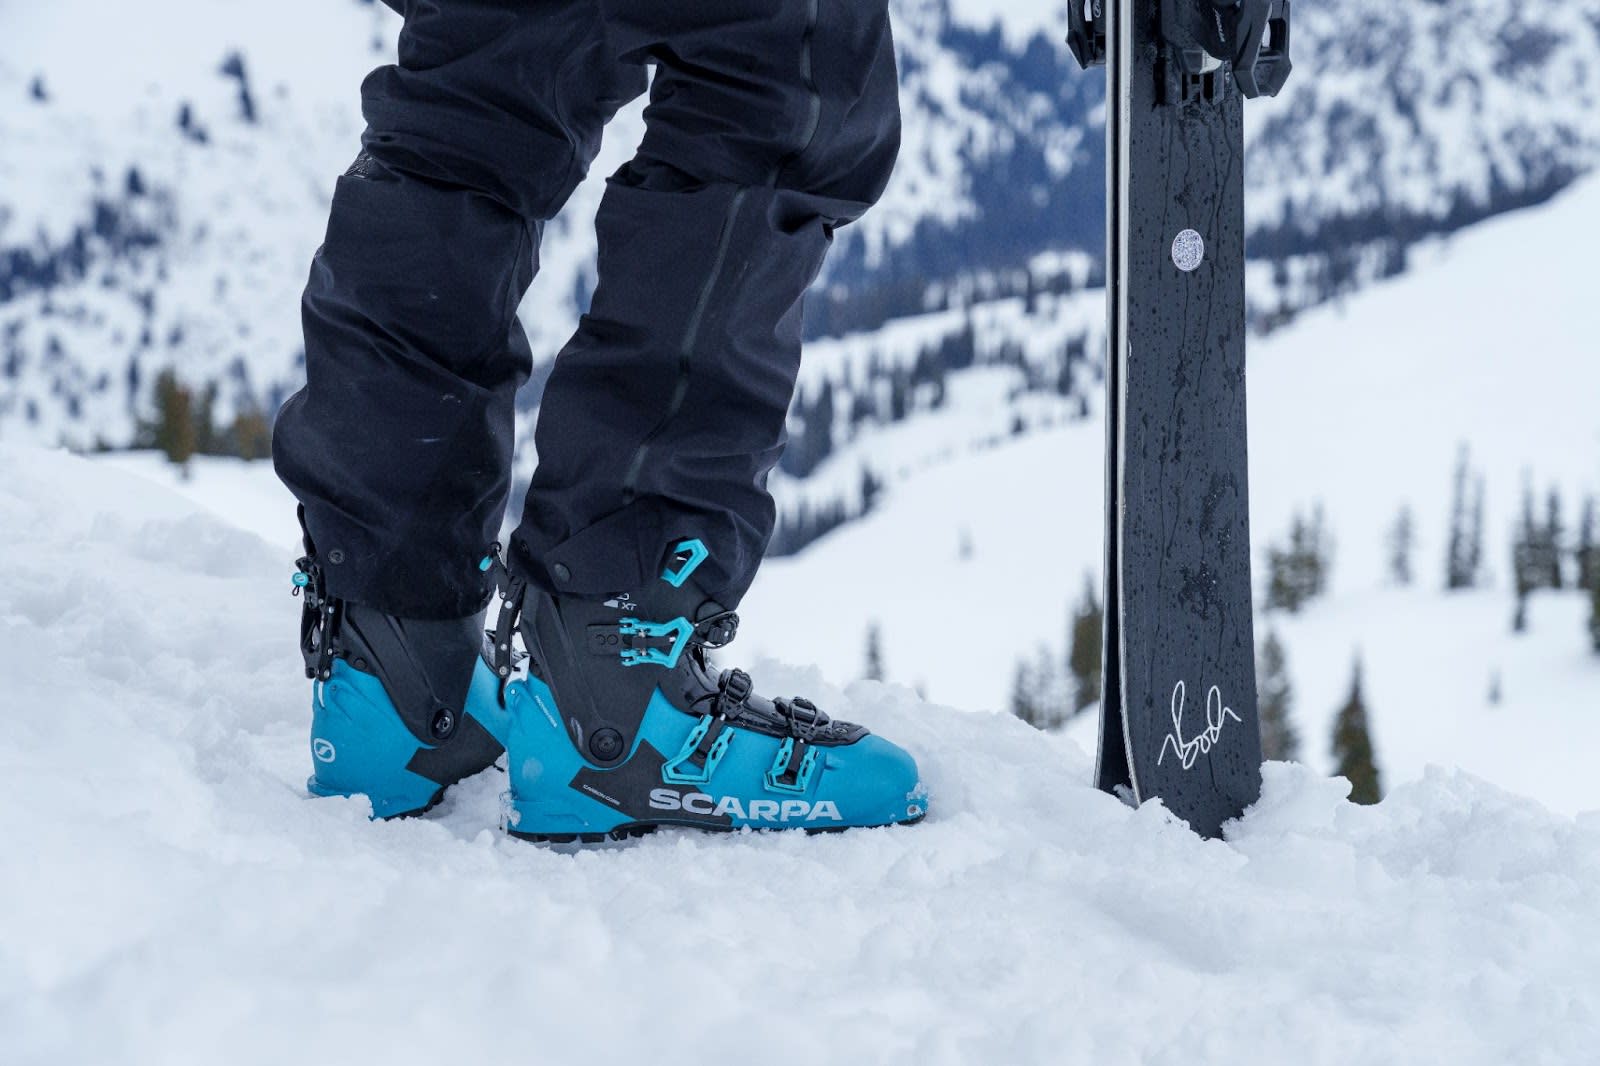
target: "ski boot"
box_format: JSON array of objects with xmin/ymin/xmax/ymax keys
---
[
  {"xmin": 485, "ymin": 540, "xmax": 927, "ymax": 841},
  {"xmin": 294, "ymin": 557, "xmax": 512, "ymax": 818}
]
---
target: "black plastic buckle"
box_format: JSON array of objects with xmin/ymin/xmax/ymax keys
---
[
  {"xmin": 482, "ymin": 544, "xmax": 524, "ymax": 698},
  {"xmin": 292, "ymin": 557, "xmax": 339, "ymax": 682},
  {"xmin": 694, "ymin": 610, "xmax": 741, "ymax": 649},
  {"xmin": 719, "ymin": 668, "xmax": 754, "ymax": 707}
]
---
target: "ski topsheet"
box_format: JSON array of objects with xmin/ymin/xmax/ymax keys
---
[{"xmin": 1072, "ymin": 0, "xmax": 1290, "ymax": 837}]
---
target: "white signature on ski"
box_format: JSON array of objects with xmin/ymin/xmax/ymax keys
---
[{"xmin": 1157, "ymin": 680, "xmax": 1242, "ymax": 770}]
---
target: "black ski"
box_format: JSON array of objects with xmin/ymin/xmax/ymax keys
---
[{"xmin": 1070, "ymin": 0, "xmax": 1290, "ymax": 837}]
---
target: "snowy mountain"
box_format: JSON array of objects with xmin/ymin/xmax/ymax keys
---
[{"xmin": 5, "ymin": 0, "xmax": 1600, "ymax": 452}]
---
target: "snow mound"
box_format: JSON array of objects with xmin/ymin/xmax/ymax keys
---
[{"xmin": 4, "ymin": 446, "xmax": 1599, "ymax": 1064}]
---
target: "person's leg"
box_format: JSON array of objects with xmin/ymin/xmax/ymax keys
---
[
  {"xmin": 275, "ymin": 0, "xmax": 646, "ymax": 816},
  {"xmin": 508, "ymin": 0, "xmax": 901, "ymax": 608},
  {"xmin": 276, "ymin": 0, "xmax": 646, "ymax": 621},
  {"xmin": 492, "ymin": 1, "xmax": 925, "ymax": 839}
]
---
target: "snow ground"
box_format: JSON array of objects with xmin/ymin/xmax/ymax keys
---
[{"xmin": 5, "ymin": 445, "xmax": 1600, "ymax": 1065}]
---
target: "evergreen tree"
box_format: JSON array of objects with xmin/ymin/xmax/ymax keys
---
[
  {"xmin": 1330, "ymin": 657, "xmax": 1382, "ymax": 805},
  {"xmin": 1256, "ymin": 629, "xmax": 1298, "ymax": 761},
  {"xmin": 1265, "ymin": 536, "xmax": 1301, "ymax": 612},
  {"xmin": 194, "ymin": 383, "xmax": 220, "ymax": 457},
  {"xmin": 1512, "ymin": 478, "xmax": 1538, "ymax": 633},
  {"xmin": 1010, "ymin": 647, "xmax": 1066, "ymax": 730},
  {"xmin": 863, "ymin": 623, "xmax": 885, "ymax": 682},
  {"xmin": 148, "ymin": 368, "xmax": 196, "ymax": 471},
  {"xmin": 1265, "ymin": 507, "xmax": 1331, "ymax": 613},
  {"xmin": 229, "ymin": 408, "xmax": 272, "ymax": 461},
  {"xmin": 888, "ymin": 368, "xmax": 910, "ymax": 422},
  {"xmin": 1468, "ymin": 474, "xmax": 1486, "ymax": 588},
  {"xmin": 1576, "ymin": 496, "xmax": 1597, "ymax": 593},
  {"xmin": 1009, "ymin": 657, "xmax": 1045, "ymax": 730},
  {"xmin": 1307, "ymin": 503, "xmax": 1331, "ymax": 598},
  {"xmin": 1590, "ymin": 576, "xmax": 1600, "ymax": 655},
  {"xmin": 1066, "ymin": 575, "xmax": 1102, "ymax": 713},
  {"xmin": 814, "ymin": 379, "xmax": 836, "ymax": 467},
  {"xmin": 860, "ymin": 466, "xmax": 883, "ymax": 514},
  {"xmin": 1543, "ymin": 487, "xmax": 1566, "ymax": 590},
  {"xmin": 1386, "ymin": 505, "xmax": 1414, "ymax": 587},
  {"xmin": 1446, "ymin": 445, "xmax": 1483, "ymax": 590}
]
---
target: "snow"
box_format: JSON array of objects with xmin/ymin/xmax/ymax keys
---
[{"xmin": 6, "ymin": 444, "xmax": 1600, "ymax": 1064}]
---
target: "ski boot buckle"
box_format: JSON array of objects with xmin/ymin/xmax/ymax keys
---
[
  {"xmin": 764, "ymin": 737, "xmax": 821, "ymax": 795},
  {"xmin": 617, "ymin": 617, "xmax": 694, "ymax": 668},
  {"xmin": 662, "ymin": 714, "xmax": 735, "ymax": 784}
]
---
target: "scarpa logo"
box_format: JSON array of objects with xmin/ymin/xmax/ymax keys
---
[
  {"xmin": 648, "ymin": 788, "xmax": 842, "ymax": 823},
  {"xmin": 312, "ymin": 738, "xmax": 337, "ymax": 763}
]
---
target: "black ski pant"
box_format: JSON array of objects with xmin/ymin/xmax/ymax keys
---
[{"xmin": 273, "ymin": 0, "xmax": 899, "ymax": 619}]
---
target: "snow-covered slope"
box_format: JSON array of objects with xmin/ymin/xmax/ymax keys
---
[
  {"xmin": 744, "ymin": 175, "xmax": 1600, "ymax": 810},
  {"xmin": 7, "ymin": 0, "xmax": 1600, "ymax": 453},
  {"xmin": 6, "ymin": 444, "xmax": 1600, "ymax": 1065}
]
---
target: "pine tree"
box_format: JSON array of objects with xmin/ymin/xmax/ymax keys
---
[
  {"xmin": 1588, "ymin": 565, "xmax": 1600, "ymax": 648},
  {"xmin": 1307, "ymin": 503, "xmax": 1331, "ymax": 598},
  {"xmin": 1543, "ymin": 487, "xmax": 1566, "ymax": 590},
  {"xmin": 860, "ymin": 466, "xmax": 883, "ymax": 514},
  {"xmin": 1446, "ymin": 445, "xmax": 1485, "ymax": 590},
  {"xmin": 1256, "ymin": 629, "xmax": 1298, "ymax": 761},
  {"xmin": 1067, "ymin": 575, "xmax": 1102, "ymax": 713},
  {"xmin": 1576, "ymin": 496, "xmax": 1597, "ymax": 593},
  {"xmin": 1011, "ymin": 647, "xmax": 1067, "ymax": 730},
  {"xmin": 1034, "ymin": 645, "xmax": 1067, "ymax": 728},
  {"xmin": 149, "ymin": 368, "xmax": 197, "ymax": 471},
  {"xmin": 229, "ymin": 408, "xmax": 272, "ymax": 461},
  {"xmin": 1590, "ymin": 576, "xmax": 1600, "ymax": 655},
  {"xmin": 1265, "ymin": 507, "xmax": 1331, "ymax": 612},
  {"xmin": 1467, "ymin": 474, "xmax": 1486, "ymax": 588},
  {"xmin": 863, "ymin": 623, "xmax": 885, "ymax": 682},
  {"xmin": 1386, "ymin": 505, "xmax": 1414, "ymax": 586},
  {"xmin": 1512, "ymin": 478, "xmax": 1538, "ymax": 633},
  {"xmin": 1331, "ymin": 657, "xmax": 1382, "ymax": 805},
  {"xmin": 1010, "ymin": 656, "xmax": 1044, "ymax": 729}
]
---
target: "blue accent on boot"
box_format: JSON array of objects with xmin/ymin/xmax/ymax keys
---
[
  {"xmin": 617, "ymin": 617, "xmax": 694, "ymax": 668},
  {"xmin": 764, "ymin": 737, "xmax": 822, "ymax": 795},
  {"xmin": 306, "ymin": 658, "xmax": 512, "ymax": 819},
  {"xmin": 660, "ymin": 538, "xmax": 709, "ymax": 588},
  {"xmin": 502, "ymin": 676, "xmax": 926, "ymax": 837},
  {"xmin": 660, "ymin": 714, "xmax": 734, "ymax": 784}
]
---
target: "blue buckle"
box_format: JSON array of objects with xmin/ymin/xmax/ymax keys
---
[
  {"xmin": 764, "ymin": 738, "xmax": 820, "ymax": 795},
  {"xmin": 662, "ymin": 714, "xmax": 734, "ymax": 784},
  {"xmin": 661, "ymin": 538, "xmax": 710, "ymax": 589},
  {"xmin": 617, "ymin": 617, "xmax": 694, "ymax": 668}
]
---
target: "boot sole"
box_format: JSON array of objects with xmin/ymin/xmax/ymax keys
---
[{"xmin": 506, "ymin": 810, "xmax": 926, "ymax": 846}]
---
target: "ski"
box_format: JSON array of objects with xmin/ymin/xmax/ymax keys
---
[{"xmin": 1070, "ymin": 0, "xmax": 1291, "ymax": 837}]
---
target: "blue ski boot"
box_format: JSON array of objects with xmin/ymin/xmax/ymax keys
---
[
  {"xmin": 294, "ymin": 558, "xmax": 512, "ymax": 819},
  {"xmin": 485, "ymin": 541, "xmax": 927, "ymax": 841}
]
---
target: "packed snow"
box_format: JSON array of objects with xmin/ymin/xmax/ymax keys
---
[{"xmin": 5, "ymin": 444, "xmax": 1600, "ymax": 1065}]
